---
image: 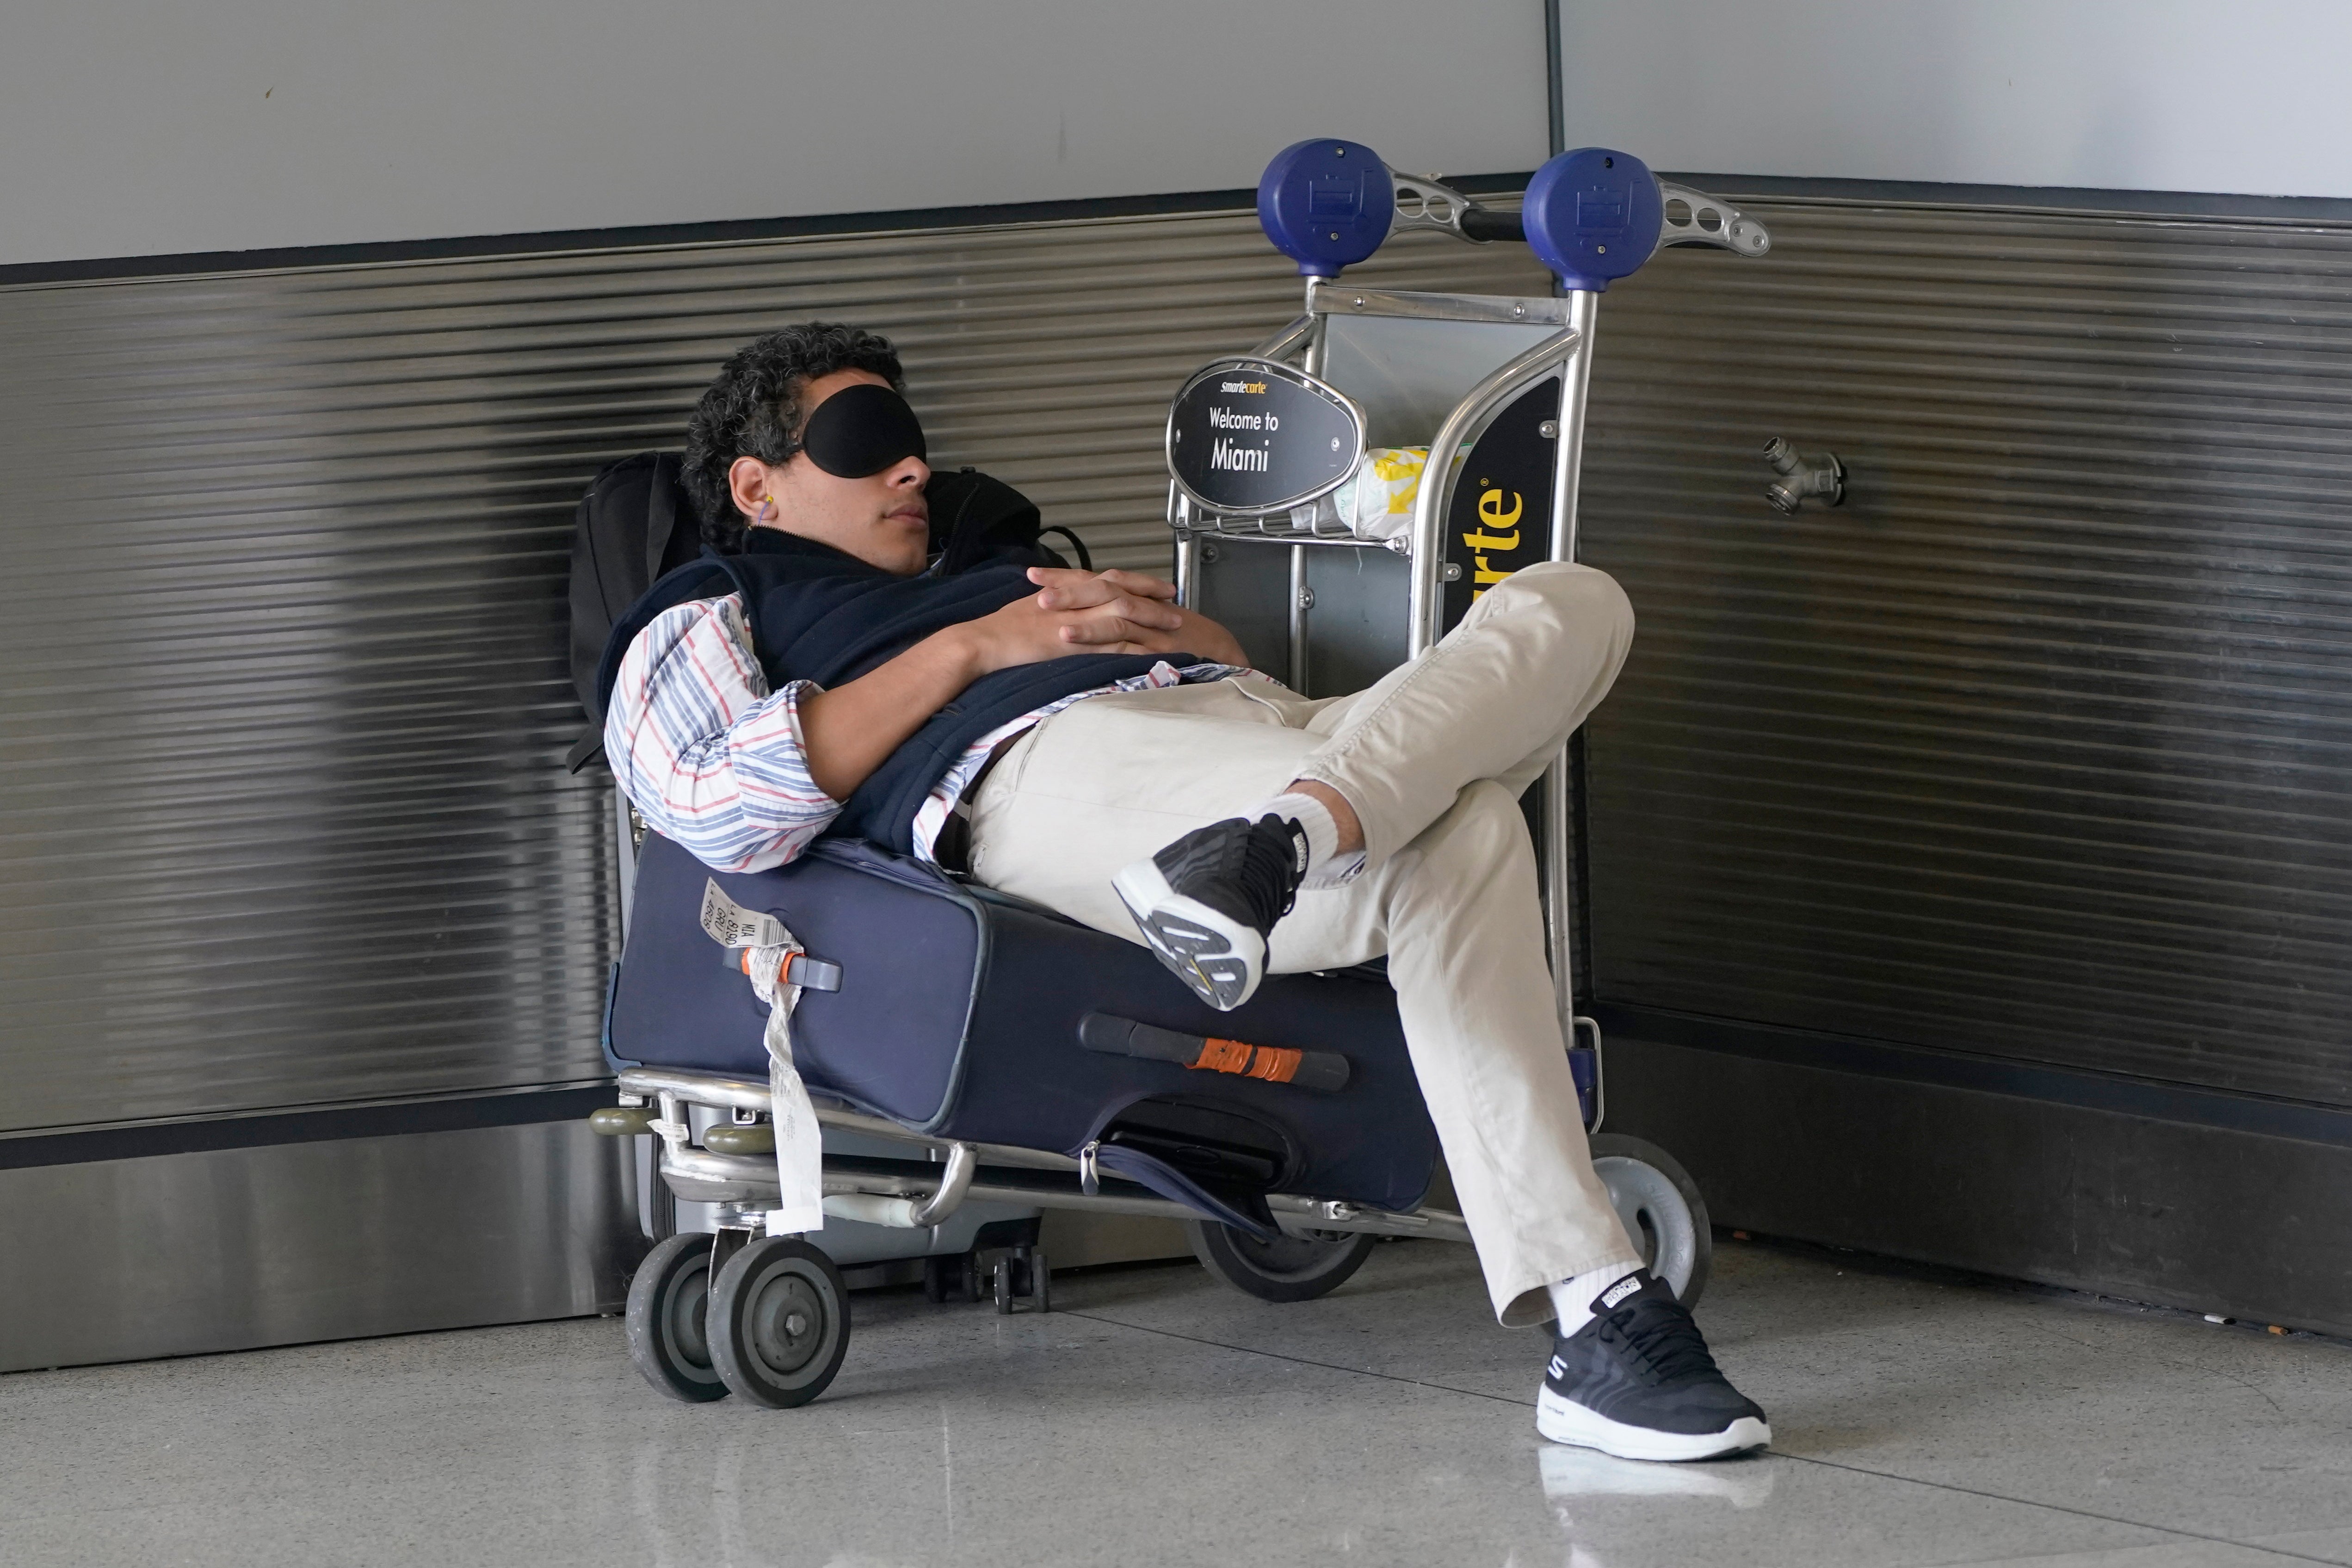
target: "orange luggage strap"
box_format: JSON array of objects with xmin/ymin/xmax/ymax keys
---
[{"xmin": 1189, "ymin": 1036, "xmax": 1303, "ymax": 1084}]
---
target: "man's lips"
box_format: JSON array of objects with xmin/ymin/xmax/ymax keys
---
[{"xmin": 886, "ymin": 506, "xmax": 929, "ymax": 528}]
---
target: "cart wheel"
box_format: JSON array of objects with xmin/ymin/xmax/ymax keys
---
[
  {"xmin": 923, "ymin": 1254, "xmax": 951, "ymax": 1304},
  {"xmin": 706, "ymin": 1236, "xmax": 851, "ymax": 1409},
  {"xmin": 625, "ymin": 1233, "xmax": 728, "ymax": 1403},
  {"xmin": 1187, "ymin": 1221, "xmax": 1380, "ymax": 1303},
  {"xmin": 1587, "ymin": 1134, "xmax": 1711, "ymax": 1308}
]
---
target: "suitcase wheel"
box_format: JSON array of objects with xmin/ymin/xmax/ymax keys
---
[{"xmin": 990, "ymin": 1246, "xmax": 1049, "ymax": 1315}]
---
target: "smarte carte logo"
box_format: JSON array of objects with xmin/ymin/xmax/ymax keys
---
[{"xmin": 1462, "ymin": 488, "xmax": 1524, "ymax": 599}]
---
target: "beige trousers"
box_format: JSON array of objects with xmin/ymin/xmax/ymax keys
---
[{"xmin": 966, "ymin": 561, "xmax": 1642, "ymax": 1325}]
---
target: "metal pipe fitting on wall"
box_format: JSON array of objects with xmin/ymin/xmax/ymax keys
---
[{"xmin": 1762, "ymin": 436, "xmax": 1845, "ymax": 512}]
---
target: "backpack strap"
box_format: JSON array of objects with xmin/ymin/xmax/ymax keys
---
[
  {"xmin": 563, "ymin": 728, "xmax": 608, "ymax": 775},
  {"xmin": 1038, "ymin": 525, "xmax": 1093, "ymax": 572},
  {"xmin": 645, "ymin": 453, "xmax": 686, "ymax": 584}
]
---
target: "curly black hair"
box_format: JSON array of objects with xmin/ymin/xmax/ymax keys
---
[{"xmin": 681, "ymin": 322, "xmax": 907, "ymax": 550}]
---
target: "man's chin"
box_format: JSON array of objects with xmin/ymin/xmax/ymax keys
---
[{"xmin": 882, "ymin": 522, "xmax": 930, "ymax": 574}]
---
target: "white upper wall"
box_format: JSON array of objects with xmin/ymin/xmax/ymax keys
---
[
  {"xmin": 1, "ymin": 1, "xmax": 1549, "ymax": 269},
  {"xmin": 1559, "ymin": 0, "xmax": 2352, "ymax": 198}
]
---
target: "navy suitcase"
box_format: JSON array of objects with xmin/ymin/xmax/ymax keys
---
[{"xmin": 606, "ymin": 832, "xmax": 1440, "ymax": 1228}]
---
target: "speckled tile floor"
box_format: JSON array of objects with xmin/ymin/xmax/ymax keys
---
[{"xmin": 3, "ymin": 1237, "xmax": 2348, "ymax": 1568}]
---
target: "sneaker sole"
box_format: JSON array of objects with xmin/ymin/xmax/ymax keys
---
[
  {"xmin": 1111, "ymin": 859, "xmax": 1265, "ymax": 1012},
  {"xmin": 1536, "ymin": 1385, "xmax": 1772, "ymax": 1463}
]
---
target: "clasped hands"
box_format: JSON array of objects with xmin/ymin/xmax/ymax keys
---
[
  {"xmin": 954, "ymin": 567, "xmax": 1249, "ymax": 673},
  {"xmin": 802, "ymin": 566, "xmax": 1251, "ymax": 801}
]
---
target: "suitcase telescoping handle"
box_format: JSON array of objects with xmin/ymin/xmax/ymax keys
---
[
  {"xmin": 1078, "ymin": 1012, "xmax": 1350, "ymax": 1092},
  {"xmin": 729, "ymin": 947, "xmax": 844, "ymax": 993}
]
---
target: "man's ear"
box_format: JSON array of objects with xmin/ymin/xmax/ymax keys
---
[{"xmin": 727, "ymin": 456, "xmax": 776, "ymax": 522}]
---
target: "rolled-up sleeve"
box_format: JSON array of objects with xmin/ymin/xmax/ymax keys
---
[{"xmin": 603, "ymin": 593, "xmax": 840, "ymax": 872}]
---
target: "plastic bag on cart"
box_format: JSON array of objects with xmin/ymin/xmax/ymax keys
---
[{"xmin": 1286, "ymin": 445, "xmax": 1467, "ymax": 541}]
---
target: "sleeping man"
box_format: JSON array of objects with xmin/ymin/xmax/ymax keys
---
[{"xmin": 603, "ymin": 321, "xmax": 1771, "ymax": 1462}]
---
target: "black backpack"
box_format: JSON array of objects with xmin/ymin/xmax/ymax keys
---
[{"xmin": 564, "ymin": 453, "xmax": 1088, "ymax": 769}]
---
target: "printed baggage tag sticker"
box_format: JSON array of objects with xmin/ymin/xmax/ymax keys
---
[{"xmin": 699, "ymin": 879, "xmax": 790, "ymax": 951}]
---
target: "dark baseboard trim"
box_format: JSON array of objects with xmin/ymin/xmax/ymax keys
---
[
  {"xmin": 0, "ymin": 172, "xmax": 1538, "ymax": 290},
  {"xmin": 0, "ymin": 1084, "xmax": 616, "ymax": 1171},
  {"xmin": 0, "ymin": 1106, "xmax": 634, "ymax": 1369},
  {"xmin": 1595, "ymin": 1019, "xmax": 2352, "ymax": 1337},
  {"xmin": 1589, "ymin": 1002, "xmax": 2352, "ymax": 1149}
]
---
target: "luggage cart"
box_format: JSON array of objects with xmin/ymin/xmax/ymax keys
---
[
  {"xmin": 1169, "ymin": 136, "xmax": 1771, "ymax": 1307},
  {"xmin": 592, "ymin": 140, "xmax": 1772, "ymax": 1410}
]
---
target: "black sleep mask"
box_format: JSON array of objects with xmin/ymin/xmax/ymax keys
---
[{"xmin": 800, "ymin": 382, "xmax": 927, "ymax": 477}]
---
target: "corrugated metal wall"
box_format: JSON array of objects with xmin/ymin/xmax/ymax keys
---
[
  {"xmin": 0, "ymin": 209, "xmax": 1546, "ymax": 1136},
  {"xmin": 1578, "ymin": 198, "xmax": 2352, "ymax": 1110}
]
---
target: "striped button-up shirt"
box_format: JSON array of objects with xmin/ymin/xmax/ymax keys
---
[{"xmin": 605, "ymin": 592, "xmax": 1243, "ymax": 872}]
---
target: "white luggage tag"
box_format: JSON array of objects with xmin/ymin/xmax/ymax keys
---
[
  {"xmin": 700, "ymin": 880, "xmax": 827, "ymax": 1236},
  {"xmin": 700, "ymin": 879, "xmax": 789, "ymax": 949}
]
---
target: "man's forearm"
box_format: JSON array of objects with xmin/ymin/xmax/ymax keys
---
[
  {"xmin": 797, "ymin": 569, "xmax": 1247, "ymax": 800},
  {"xmin": 796, "ymin": 627, "xmax": 984, "ymax": 801}
]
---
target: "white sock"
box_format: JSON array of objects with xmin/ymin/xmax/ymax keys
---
[
  {"xmin": 1246, "ymin": 790, "xmax": 1365, "ymax": 889},
  {"xmin": 1548, "ymin": 1261, "xmax": 1647, "ymax": 1336}
]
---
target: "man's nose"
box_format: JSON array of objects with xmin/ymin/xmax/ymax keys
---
[{"xmin": 893, "ymin": 456, "xmax": 931, "ymax": 488}]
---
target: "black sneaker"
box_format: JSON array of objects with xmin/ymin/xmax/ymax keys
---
[
  {"xmin": 1537, "ymin": 1270, "xmax": 1772, "ymax": 1462},
  {"xmin": 1111, "ymin": 814, "xmax": 1308, "ymax": 1011}
]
